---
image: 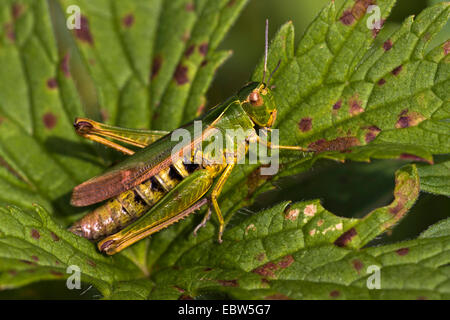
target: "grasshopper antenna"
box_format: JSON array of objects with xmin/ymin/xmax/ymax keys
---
[
  {"xmin": 267, "ymin": 59, "xmax": 281, "ymax": 88},
  {"xmin": 262, "ymin": 19, "xmax": 269, "ymax": 84}
]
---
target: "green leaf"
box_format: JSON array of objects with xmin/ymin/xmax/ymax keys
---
[
  {"xmin": 4, "ymin": 165, "xmax": 439, "ymax": 300},
  {"xmin": 420, "ymin": 217, "xmax": 450, "ymax": 239},
  {"xmin": 0, "ymin": 0, "xmax": 104, "ymax": 217},
  {"xmin": 253, "ymin": 0, "xmax": 449, "ymax": 168},
  {"xmin": 146, "ymin": 166, "xmax": 449, "ymax": 299},
  {"xmin": 417, "ymin": 157, "xmax": 450, "ymax": 196},
  {"xmin": 0, "ymin": 205, "xmax": 142, "ymax": 296}
]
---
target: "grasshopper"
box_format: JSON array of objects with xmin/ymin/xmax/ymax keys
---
[{"xmin": 69, "ymin": 21, "xmax": 311, "ymax": 255}]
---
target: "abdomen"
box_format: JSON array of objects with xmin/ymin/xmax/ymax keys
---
[{"xmin": 69, "ymin": 159, "xmax": 200, "ymax": 240}]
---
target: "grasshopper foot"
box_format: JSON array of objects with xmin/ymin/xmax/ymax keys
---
[{"xmin": 193, "ymin": 207, "xmax": 212, "ymax": 237}]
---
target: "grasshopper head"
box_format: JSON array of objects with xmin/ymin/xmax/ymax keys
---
[{"xmin": 238, "ymin": 82, "xmax": 277, "ymax": 128}]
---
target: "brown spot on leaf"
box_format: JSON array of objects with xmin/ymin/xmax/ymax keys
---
[
  {"xmin": 217, "ymin": 279, "xmax": 239, "ymax": 287},
  {"xmin": 417, "ymin": 296, "xmax": 427, "ymax": 300},
  {"xmin": 50, "ymin": 270, "xmax": 63, "ymax": 277},
  {"xmin": 352, "ymin": 0, "xmax": 374, "ymax": 19},
  {"xmin": 396, "ymin": 116, "xmax": 410, "ymax": 128},
  {"xmin": 12, "ymin": 3, "xmax": 24, "ymax": 20},
  {"xmin": 388, "ymin": 180, "xmax": 411, "ymax": 216},
  {"xmin": 298, "ymin": 117, "xmax": 312, "ymax": 132},
  {"xmin": 340, "ymin": 10, "xmax": 355, "ymax": 25},
  {"xmin": 396, "ymin": 247, "xmax": 409, "ymax": 256},
  {"xmin": 444, "ymin": 41, "xmax": 450, "ymax": 56},
  {"xmin": 200, "ymin": 60, "xmax": 208, "ymax": 67},
  {"xmin": 179, "ymin": 294, "xmax": 194, "ymax": 300},
  {"xmin": 399, "ymin": 153, "xmax": 431, "ymax": 164},
  {"xmin": 252, "ymin": 255, "xmax": 294, "ymax": 278},
  {"xmin": 122, "ymin": 14, "xmax": 134, "ymax": 28},
  {"xmin": 61, "ymin": 53, "xmax": 71, "ymax": 77},
  {"xmin": 47, "ymin": 78, "xmax": 58, "ymax": 89},
  {"xmin": 365, "ymin": 126, "xmax": 381, "ymax": 143},
  {"xmin": 339, "ymin": 0, "xmax": 374, "ymax": 26},
  {"xmin": 4, "ymin": 23, "xmax": 15, "ymax": 42},
  {"xmin": 203, "ymin": 267, "xmax": 212, "ymax": 272},
  {"xmin": 75, "ymin": 15, "xmax": 93, "ymax": 45},
  {"xmin": 253, "ymin": 262, "xmax": 278, "ymax": 278},
  {"xmin": 87, "ymin": 259, "xmax": 96, "ymax": 267},
  {"xmin": 377, "ymin": 78, "xmax": 386, "ymax": 86},
  {"xmin": 50, "ymin": 232, "xmax": 59, "ymax": 241},
  {"xmin": 278, "ymin": 255, "xmax": 294, "ymax": 269},
  {"xmin": 151, "ymin": 56, "xmax": 163, "ymax": 79},
  {"xmin": 43, "ymin": 112, "xmax": 57, "ymax": 129},
  {"xmin": 185, "ymin": 3, "xmax": 195, "ymax": 11},
  {"xmin": 184, "ymin": 44, "xmax": 195, "ymax": 58},
  {"xmin": 349, "ymin": 96, "xmax": 364, "ymax": 116},
  {"xmin": 383, "ymin": 40, "xmax": 393, "ymax": 51},
  {"xmin": 256, "ymin": 253, "xmax": 266, "ymax": 262},
  {"xmin": 198, "ymin": 42, "xmax": 209, "ymax": 56},
  {"xmin": 333, "ymin": 100, "xmax": 342, "ymax": 110},
  {"xmin": 31, "ymin": 229, "xmax": 40, "ymax": 239},
  {"xmin": 21, "ymin": 259, "xmax": 36, "ymax": 266},
  {"xmin": 285, "ymin": 208, "xmax": 299, "ymax": 221},
  {"xmin": 227, "ymin": 0, "xmax": 236, "ymax": 7},
  {"xmin": 309, "ymin": 137, "xmax": 360, "ymax": 153},
  {"xmin": 392, "ymin": 65, "xmax": 403, "ymax": 76},
  {"xmin": 261, "ymin": 278, "xmax": 270, "ymax": 286},
  {"xmin": 330, "ymin": 290, "xmax": 340, "ymax": 298},
  {"xmin": 174, "ymin": 64, "xmax": 189, "ymax": 85},
  {"xmin": 334, "ymin": 228, "xmax": 357, "ymax": 247},
  {"xmin": 372, "ymin": 19, "xmax": 385, "ymax": 38},
  {"xmin": 31, "ymin": 255, "xmax": 39, "ymax": 262},
  {"xmin": 173, "ymin": 286, "xmax": 185, "ymax": 293},
  {"xmin": 352, "ymin": 259, "xmax": 363, "ymax": 273},
  {"xmin": 389, "ymin": 202, "xmax": 404, "ymax": 216},
  {"xmin": 8, "ymin": 270, "xmax": 17, "ymax": 276},
  {"xmin": 395, "ymin": 110, "xmax": 426, "ymax": 129}
]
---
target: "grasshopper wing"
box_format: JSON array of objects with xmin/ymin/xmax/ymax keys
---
[
  {"xmin": 71, "ymin": 132, "xmax": 182, "ymax": 207},
  {"xmin": 71, "ymin": 97, "xmax": 235, "ymax": 207},
  {"xmin": 71, "ymin": 123, "xmax": 221, "ymax": 207}
]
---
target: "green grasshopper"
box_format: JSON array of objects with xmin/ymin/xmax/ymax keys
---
[{"xmin": 69, "ymin": 21, "xmax": 311, "ymax": 255}]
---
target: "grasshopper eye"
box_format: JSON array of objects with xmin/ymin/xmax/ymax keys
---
[
  {"xmin": 249, "ymin": 92, "xmax": 262, "ymax": 106},
  {"xmin": 74, "ymin": 120, "xmax": 94, "ymax": 135}
]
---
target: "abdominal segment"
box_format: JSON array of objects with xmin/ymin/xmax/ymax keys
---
[{"xmin": 69, "ymin": 159, "xmax": 198, "ymax": 240}]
